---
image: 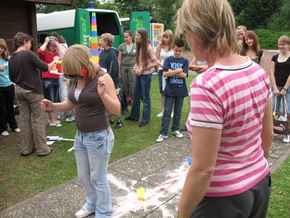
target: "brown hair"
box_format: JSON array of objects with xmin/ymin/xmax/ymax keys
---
[
  {"xmin": 12, "ymin": 32, "xmax": 33, "ymax": 50},
  {"xmin": 124, "ymin": 30, "xmax": 135, "ymax": 43},
  {"xmin": 241, "ymin": 30, "xmax": 260, "ymax": 56},
  {"xmin": 136, "ymin": 28, "xmax": 150, "ymax": 67},
  {"xmin": 50, "ymin": 32, "xmax": 66, "ymax": 43}
]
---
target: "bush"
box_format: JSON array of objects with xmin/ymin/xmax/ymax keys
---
[{"xmin": 255, "ymin": 29, "xmax": 290, "ymax": 49}]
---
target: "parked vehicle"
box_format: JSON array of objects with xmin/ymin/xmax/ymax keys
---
[{"xmin": 37, "ymin": 8, "xmax": 124, "ymax": 48}]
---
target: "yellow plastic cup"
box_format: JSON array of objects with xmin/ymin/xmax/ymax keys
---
[{"xmin": 137, "ymin": 188, "xmax": 145, "ymax": 200}]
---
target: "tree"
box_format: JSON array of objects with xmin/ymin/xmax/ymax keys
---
[
  {"xmin": 151, "ymin": 0, "xmax": 183, "ymax": 31},
  {"xmin": 267, "ymin": 0, "xmax": 290, "ymax": 31},
  {"xmin": 115, "ymin": 0, "xmax": 182, "ymax": 31},
  {"xmin": 229, "ymin": 0, "xmax": 282, "ymax": 29},
  {"xmin": 36, "ymin": 0, "xmax": 99, "ymax": 13}
]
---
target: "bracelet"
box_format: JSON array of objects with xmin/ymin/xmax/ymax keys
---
[{"xmin": 283, "ymin": 87, "xmax": 288, "ymax": 91}]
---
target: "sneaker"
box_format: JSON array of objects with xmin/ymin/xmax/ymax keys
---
[
  {"xmin": 48, "ymin": 120, "xmax": 62, "ymax": 127},
  {"xmin": 1, "ymin": 131, "xmax": 9, "ymax": 136},
  {"xmin": 157, "ymin": 112, "xmax": 163, "ymax": 117},
  {"xmin": 156, "ymin": 135, "xmax": 168, "ymax": 143},
  {"xmin": 66, "ymin": 113, "xmax": 75, "ymax": 122},
  {"xmin": 75, "ymin": 206, "xmax": 94, "ymax": 218},
  {"xmin": 114, "ymin": 120, "xmax": 124, "ymax": 129},
  {"xmin": 13, "ymin": 128, "xmax": 20, "ymax": 133},
  {"xmin": 108, "ymin": 119, "xmax": 114, "ymax": 124},
  {"xmin": 57, "ymin": 112, "xmax": 67, "ymax": 120},
  {"xmin": 282, "ymin": 135, "xmax": 290, "ymax": 143},
  {"xmin": 172, "ymin": 130, "xmax": 183, "ymax": 138}
]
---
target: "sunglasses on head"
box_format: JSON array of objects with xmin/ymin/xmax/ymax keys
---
[
  {"xmin": 63, "ymin": 74, "xmax": 83, "ymax": 80},
  {"xmin": 63, "ymin": 66, "xmax": 88, "ymax": 80}
]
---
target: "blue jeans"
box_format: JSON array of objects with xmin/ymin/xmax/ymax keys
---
[
  {"xmin": 74, "ymin": 127, "xmax": 114, "ymax": 217},
  {"xmin": 160, "ymin": 96, "xmax": 184, "ymax": 136},
  {"xmin": 42, "ymin": 78, "xmax": 59, "ymax": 102},
  {"xmin": 130, "ymin": 74, "xmax": 152, "ymax": 122},
  {"xmin": 272, "ymin": 87, "xmax": 290, "ymax": 113}
]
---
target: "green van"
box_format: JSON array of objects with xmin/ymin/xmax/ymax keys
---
[{"xmin": 37, "ymin": 8, "xmax": 124, "ymax": 48}]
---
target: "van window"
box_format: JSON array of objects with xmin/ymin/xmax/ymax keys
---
[
  {"xmin": 95, "ymin": 13, "xmax": 120, "ymax": 36},
  {"xmin": 38, "ymin": 33, "xmax": 48, "ymax": 45}
]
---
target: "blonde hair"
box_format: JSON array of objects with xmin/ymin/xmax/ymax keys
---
[
  {"xmin": 100, "ymin": 33, "xmax": 114, "ymax": 47},
  {"xmin": 236, "ymin": 25, "xmax": 247, "ymax": 33},
  {"xmin": 0, "ymin": 38, "xmax": 9, "ymax": 61},
  {"xmin": 62, "ymin": 44, "xmax": 101, "ymax": 79},
  {"xmin": 158, "ymin": 29, "xmax": 174, "ymax": 50},
  {"xmin": 278, "ymin": 35, "xmax": 290, "ymax": 45},
  {"xmin": 176, "ymin": 0, "xmax": 239, "ymax": 56}
]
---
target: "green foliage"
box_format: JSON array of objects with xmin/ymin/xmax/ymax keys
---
[
  {"xmin": 36, "ymin": 0, "xmax": 101, "ymax": 13},
  {"xmin": 114, "ymin": 0, "xmax": 141, "ymax": 16},
  {"xmin": 267, "ymin": 0, "xmax": 290, "ymax": 31},
  {"xmin": 36, "ymin": 0, "xmax": 290, "ymax": 36},
  {"xmin": 151, "ymin": 0, "xmax": 183, "ymax": 31},
  {"xmin": 255, "ymin": 29, "xmax": 290, "ymax": 49},
  {"xmin": 230, "ymin": 0, "xmax": 282, "ymax": 29}
]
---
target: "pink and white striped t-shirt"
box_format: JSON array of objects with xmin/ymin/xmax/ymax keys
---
[{"xmin": 186, "ymin": 57, "xmax": 271, "ymax": 197}]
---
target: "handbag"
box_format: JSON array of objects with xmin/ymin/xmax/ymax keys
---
[{"xmin": 273, "ymin": 96, "xmax": 290, "ymax": 135}]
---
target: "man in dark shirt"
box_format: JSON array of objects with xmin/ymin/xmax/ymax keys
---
[{"xmin": 9, "ymin": 32, "xmax": 57, "ymax": 156}]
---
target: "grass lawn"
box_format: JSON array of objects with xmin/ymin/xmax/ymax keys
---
[
  {"xmin": 0, "ymin": 74, "xmax": 193, "ymax": 210},
  {"xmin": 268, "ymin": 156, "xmax": 290, "ymax": 218}
]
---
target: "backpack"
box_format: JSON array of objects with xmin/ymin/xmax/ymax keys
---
[{"xmin": 116, "ymin": 88, "xmax": 128, "ymax": 112}]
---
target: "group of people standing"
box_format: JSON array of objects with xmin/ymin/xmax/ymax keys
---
[
  {"xmin": 236, "ymin": 25, "xmax": 290, "ymax": 143},
  {"xmin": 38, "ymin": 33, "xmax": 75, "ymax": 127},
  {"xmin": 0, "ymin": 32, "xmax": 75, "ymax": 138},
  {"xmin": 2, "ymin": 1, "xmax": 290, "ymax": 216}
]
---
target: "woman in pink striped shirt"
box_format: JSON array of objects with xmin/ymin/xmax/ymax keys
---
[{"xmin": 175, "ymin": 0, "xmax": 273, "ymax": 217}]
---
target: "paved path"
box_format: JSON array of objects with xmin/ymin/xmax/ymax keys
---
[{"xmin": 0, "ymin": 132, "xmax": 289, "ymax": 218}]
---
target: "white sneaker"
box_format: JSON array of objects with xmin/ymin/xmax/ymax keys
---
[
  {"xmin": 173, "ymin": 131, "xmax": 183, "ymax": 138},
  {"xmin": 75, "ymin": 207, "xmax": 94, "ymax": 218},
  {"xmin": 157, "ymin": 112, "xmax": 163, "ymax": 117},
  {"xmin": 13, "ymin": 128, "xmax": 20, "ymax": 133},
  {"xmin": 282, "ymin": 135, "xmax": 290, "ymax": 143},
  {"xmin": 1, "ymin": 131, "xmax": 9, "ymax": 136},
  {"xmin": 48, "ymin": 120, "xmax": 62, "ymax": 127},
  {"xmin": 156, "ymin": 135, "xmax": 168, "ymax": 143}
]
